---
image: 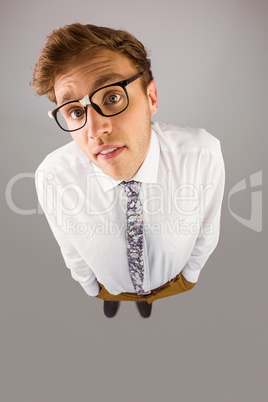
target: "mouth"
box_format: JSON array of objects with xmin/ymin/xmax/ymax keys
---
[
  {"xmin": 99, "ymin": 147, "xmax": 118, "ymax": 155},
  {"xmin": 95, "ymin": 145, "xmax": 125, "ymax": 160}
]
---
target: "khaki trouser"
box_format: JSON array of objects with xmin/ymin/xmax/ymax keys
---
[{"xmin": 95, "ymin": 273, "xmax": 196, "ymax": 304}]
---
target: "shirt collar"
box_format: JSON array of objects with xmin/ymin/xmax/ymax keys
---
[{"xmin": 92, "ymin": 126, "xmax": 160, "ymax": 193}]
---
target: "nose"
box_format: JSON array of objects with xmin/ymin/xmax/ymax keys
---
[{"xmin": 85, "ymin": 106, "xmax": 112, "ymax": 139}]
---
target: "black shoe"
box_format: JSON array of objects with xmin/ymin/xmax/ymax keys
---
[
  {"xmin": 136, "ymin": 301, "xmax": 152, "ymax": 318},
  {"xmin": 103, "ymin": 301, "xmax": 120, "ymax": 318}
]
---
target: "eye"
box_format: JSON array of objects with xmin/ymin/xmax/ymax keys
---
[
  {"xmin": 105, "ymin": 94, "xmax": 121, "ymax": 104},
  {"xmin": 69, "ymin": 108, "xmax": 84, "ymax": 119}
]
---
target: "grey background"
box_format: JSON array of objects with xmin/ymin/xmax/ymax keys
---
[{"xmin": 1, "ymin": 0, "xmax": 267, "ymax": 401}]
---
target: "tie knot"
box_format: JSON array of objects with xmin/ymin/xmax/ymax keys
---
[{"xmin": 121, "ymin": 181, "xmax": 141, "ymax": 198}]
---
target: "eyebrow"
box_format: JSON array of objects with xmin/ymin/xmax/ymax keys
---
[
  {"xmin": 93, "ymin": 73, "xmax": 126, "ymax": 90},
  {"xmin": 57, "ymin": 73, "xmax": 126, "ymax": 106}
]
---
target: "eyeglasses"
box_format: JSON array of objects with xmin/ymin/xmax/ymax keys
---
[{"xmin": 48, "ymin": 73, "xmax": 142, "ymax": 132}]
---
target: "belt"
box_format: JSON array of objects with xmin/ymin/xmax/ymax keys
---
[{"xmin": 124, "ymin": 273, "xmax": 181, "ymax": 299}]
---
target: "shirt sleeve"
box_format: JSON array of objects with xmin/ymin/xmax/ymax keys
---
[
  {"xmin": 181, "ymin": 144, "xmax": 225, "ymax": 283},
  {"xmin": 35, "ymin": 169, "xmax": 100, "ymax": 297}
]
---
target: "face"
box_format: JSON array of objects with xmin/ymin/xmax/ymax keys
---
[{"xmin": 54, "ymin": 48, "xmax": 158, "ymax": 180}]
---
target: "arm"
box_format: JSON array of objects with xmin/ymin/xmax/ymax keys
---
[
  {"xmin": 35, "ymin": 169, "xmax": 100, "ymax": 297},
  {"xmin": 181, "ymin": 145, "xmax": 225, "ymax": 284}
]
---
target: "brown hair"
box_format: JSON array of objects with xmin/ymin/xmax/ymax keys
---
[{"xmin": 31, "ymin": 23, "xmax": 153, "ymax": 104}]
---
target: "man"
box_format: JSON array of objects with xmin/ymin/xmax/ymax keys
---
[{"xmin": 32, "ymin": 23, "xmax": 225, "ymax": 318}]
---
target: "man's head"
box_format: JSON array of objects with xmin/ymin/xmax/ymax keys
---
[
  {"xmin": 32, "ymin": 23, "xmax": 154, "ymax": 103},
  {"xmin": 32, "ymin": 23, "xmax": 158, "ymax": 180}
]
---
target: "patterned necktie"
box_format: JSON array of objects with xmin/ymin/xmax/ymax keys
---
[{"xmin": 121, "ymin": 180, "xmax": 145, "ymax": 294}]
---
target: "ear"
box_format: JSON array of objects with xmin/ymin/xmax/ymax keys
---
[{"xmin": 147, "ymin": 81, "xmax": 158, "ymax": 116}]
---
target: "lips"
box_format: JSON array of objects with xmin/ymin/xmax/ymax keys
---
[
  {"xmin": 99, "ymin": 147, "xmax": 118, "ymax": 155},
  {"xmin": 94, "ymin": 144, "xmax": 121, "ymax": 154},
  {"xmin": 94, "ymin": 144, "xmax": 125, "ymax": 160}
]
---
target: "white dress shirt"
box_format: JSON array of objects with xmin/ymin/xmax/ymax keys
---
[{"xmin": 35, "ymin": 122, "xmax": 225, "ymax": 297}]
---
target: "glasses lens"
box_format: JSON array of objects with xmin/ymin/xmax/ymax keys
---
[
  {"xmin": 92, "ymin": 85, "xmax": 128, "ymax": 116},
  {"xmin": 56, "ymin": 102, "xmax": 86, "ymax": 132}
]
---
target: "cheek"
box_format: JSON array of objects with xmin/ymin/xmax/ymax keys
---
[
  {"xmin": 70, "ymin": 131, "xmax": 88, "ymax": 149},
  {"xmin": 120, "ymin": 97, "xmax": 149, "ymax": 127}
]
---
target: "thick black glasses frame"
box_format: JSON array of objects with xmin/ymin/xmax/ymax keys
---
[{"xmin": 49, "ymin": 73, "xmax": 142, "ymax": 132}]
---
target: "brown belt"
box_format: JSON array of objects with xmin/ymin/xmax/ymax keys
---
[{"xmin": 123, "ymin": 273, "xmax": 181, "ymax": 299}]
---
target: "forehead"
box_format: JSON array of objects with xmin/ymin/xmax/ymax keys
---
[{"xmin": 54, "ymin": 48, "xmax": 137, "ymax": 105}]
